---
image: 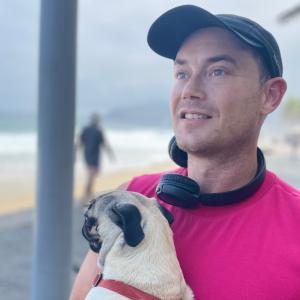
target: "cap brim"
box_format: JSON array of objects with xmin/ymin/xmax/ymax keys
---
[
  {"xmin": 147, "ymin": 5, "xmax": 228, "ymax": 59},
  {"xmin": 147, "ymin": 5, "xmax": 282, "ymax": 78}
]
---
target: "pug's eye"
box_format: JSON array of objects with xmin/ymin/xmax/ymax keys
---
[{"xmin": 86, "ymin": 216, "xmax": 97, "ymax": 228}]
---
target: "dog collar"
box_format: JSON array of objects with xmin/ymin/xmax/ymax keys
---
[{"xmin": 93, "ymin": 273, "xmax": 161, "ymax": 300}]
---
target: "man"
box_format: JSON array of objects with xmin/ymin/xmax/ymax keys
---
[
  {"xmin": 78, "ymin": 113, "xmax": 114, "ymax": 199},
  {"xmin": 70, "ymin": 5, "xmax": 300, "ymax": 300}
]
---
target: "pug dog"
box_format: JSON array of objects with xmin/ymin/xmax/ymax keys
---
[{"xmin": 82, "ymin": 190, "xmax": 194, "ymax": 300}]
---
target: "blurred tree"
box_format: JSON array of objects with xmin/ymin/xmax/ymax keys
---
[{"xmin": 283, "ymin": 96, "xmax": 300, "ymax": 121}]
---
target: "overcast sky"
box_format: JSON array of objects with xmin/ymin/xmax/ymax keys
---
[{"xmin": 0, "ymin": 0, "xmax": 300, "ymax": 117}]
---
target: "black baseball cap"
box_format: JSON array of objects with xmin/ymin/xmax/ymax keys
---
[{"xmin": 147, "ymin": 5, "xmax": 283, "ymax": 78}]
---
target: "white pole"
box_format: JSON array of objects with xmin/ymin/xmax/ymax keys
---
[{"xmin": 31, "ymin": 0, "xmax": 77, "ymax": 299}]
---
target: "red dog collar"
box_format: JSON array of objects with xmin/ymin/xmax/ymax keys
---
[{"xmin": 93, "ymin": 273, "xmax": 161, "ymax": 300}]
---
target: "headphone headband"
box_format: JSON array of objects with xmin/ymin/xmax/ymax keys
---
[
  {"xmin": 156, "ymin": 137, "xmax": 266, "ymax": 207},
  {"xmin": 168, "ymin": 136, "xmax": 187, "ymax": 167}
]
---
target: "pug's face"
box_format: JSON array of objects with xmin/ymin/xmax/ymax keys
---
[{"xmin": 82, "ymin": 190, "xmax": 173, "ymax": 266}]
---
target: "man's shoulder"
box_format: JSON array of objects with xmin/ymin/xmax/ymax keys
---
[
  {"xmin": 268, "ymin": 170, "xmax": 300, "ymax": 201},
  {"xmin": 126, "ymin": 166, "xmax": 185, "ymax": 196},
  {"xmin": 81, "ymin": 126, "xmax": 102, "ymax": 139},
  {"xmin": 81, "ymin": 125, "xmax": 92, "ymax": 135},
  {"xmin": 128, "ymin": 166, "xmax": 185, "ymax": 184}
]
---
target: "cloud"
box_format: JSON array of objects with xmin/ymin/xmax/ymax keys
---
[{"xmin": 0, "ymin": 0, "xmax": 299, "ymax": 117}]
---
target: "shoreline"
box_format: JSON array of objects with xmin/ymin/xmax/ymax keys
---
[{"xmin": 0, "ymin": 161, "xmax": 176, "ymax": 215}]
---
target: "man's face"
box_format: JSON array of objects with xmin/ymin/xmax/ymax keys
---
[{"xmin": 171, "ymin": 27, "xmax": 266, "ymax": 156}]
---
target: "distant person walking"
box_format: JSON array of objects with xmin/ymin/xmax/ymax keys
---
[{"xmin": 78, "ymin": 113, "xmax": 115, "ymax": 199}]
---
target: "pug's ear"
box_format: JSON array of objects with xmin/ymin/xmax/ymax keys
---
[
  {"xmin": 157, "ymin": 202, "xmax": 174, "ymax": 225},
  {"xmin": 109, "ymin": 203, "xmax": 145, "ymax": 247}
]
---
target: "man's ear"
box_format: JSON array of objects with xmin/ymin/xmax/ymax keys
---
[{"xmin": 261, "ymin": 77, "xmax": 287, "ymax": 116}]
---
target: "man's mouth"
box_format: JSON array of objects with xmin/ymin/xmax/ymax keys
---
[{"xmin": 180, "ymin": 112, "xmax": 212, "ymax": 120}]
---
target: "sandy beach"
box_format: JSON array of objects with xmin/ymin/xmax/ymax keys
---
[
  {"xmin": 2, "ymin": 152, "xmax": 300, "ymax": 216},
  {"xmin": 0, "ymin": 161, "xmax": 176, "ymax": 215}
]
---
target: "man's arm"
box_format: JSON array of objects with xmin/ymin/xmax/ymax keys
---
[
  {"xmin": 103, "ymin": 142, "xmax": 115, "ymax": 162},
  {"xmin": 98, "ymin": 130, "xmax": 115, "ymax": 162},
  {"xmin": 69, "ymin": 250, "xmax": 99, "ymax": 300},
  {"xmin": 69, "ymin": 182, "xmax": 130, "ymax": 300}
]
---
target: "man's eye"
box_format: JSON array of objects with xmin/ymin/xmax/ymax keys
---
[
  {"xmin": 175, "ymin": 72, "xmax": 188, "ymax": 79},
  {"xmin": 211, "ymin": 69, "xmax": 226, "ymax": 77}
]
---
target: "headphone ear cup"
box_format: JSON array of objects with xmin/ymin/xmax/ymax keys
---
[
  {"xmin": 156, "ymin": 173, "xmax": 201, "ymax": 208},
  {"xmin": 168, "ymin": 136, "xmax": 188, "ymax": 168},
  {"xmin": 160, "ymin": 173, "xmax": 199, "ymax": 193}
]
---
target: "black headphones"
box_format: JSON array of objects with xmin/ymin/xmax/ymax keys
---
[{"xmin": 155, "ymin": 136, "xmax": 266, "ymax": 208}]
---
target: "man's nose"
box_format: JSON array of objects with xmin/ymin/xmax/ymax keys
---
[{"xmin": 182, "ymin": 75, "xmax": 206, "ymax": 101}]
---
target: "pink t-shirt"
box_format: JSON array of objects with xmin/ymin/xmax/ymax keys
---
[{"xmin": 127, "ymin": 168, "xmax": 300, "ymax": 300}]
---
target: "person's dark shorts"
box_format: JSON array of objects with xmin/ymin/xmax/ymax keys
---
[{"xmin": 84, "ymin": 152, "xmax": 101, "ymax": 169}]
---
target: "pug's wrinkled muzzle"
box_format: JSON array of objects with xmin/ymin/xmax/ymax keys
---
[{"xmin": 82, "ymin": 216, "xmax": 102, "ymax": 253}]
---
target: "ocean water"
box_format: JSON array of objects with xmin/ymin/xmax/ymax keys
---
[
  {"xmin": 0, "ymin": 112, "xmax": 299, "ymax": 185},
  {"xmin": 0, "ymin": 128, "xmax": 173, "ymax": 182}
]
